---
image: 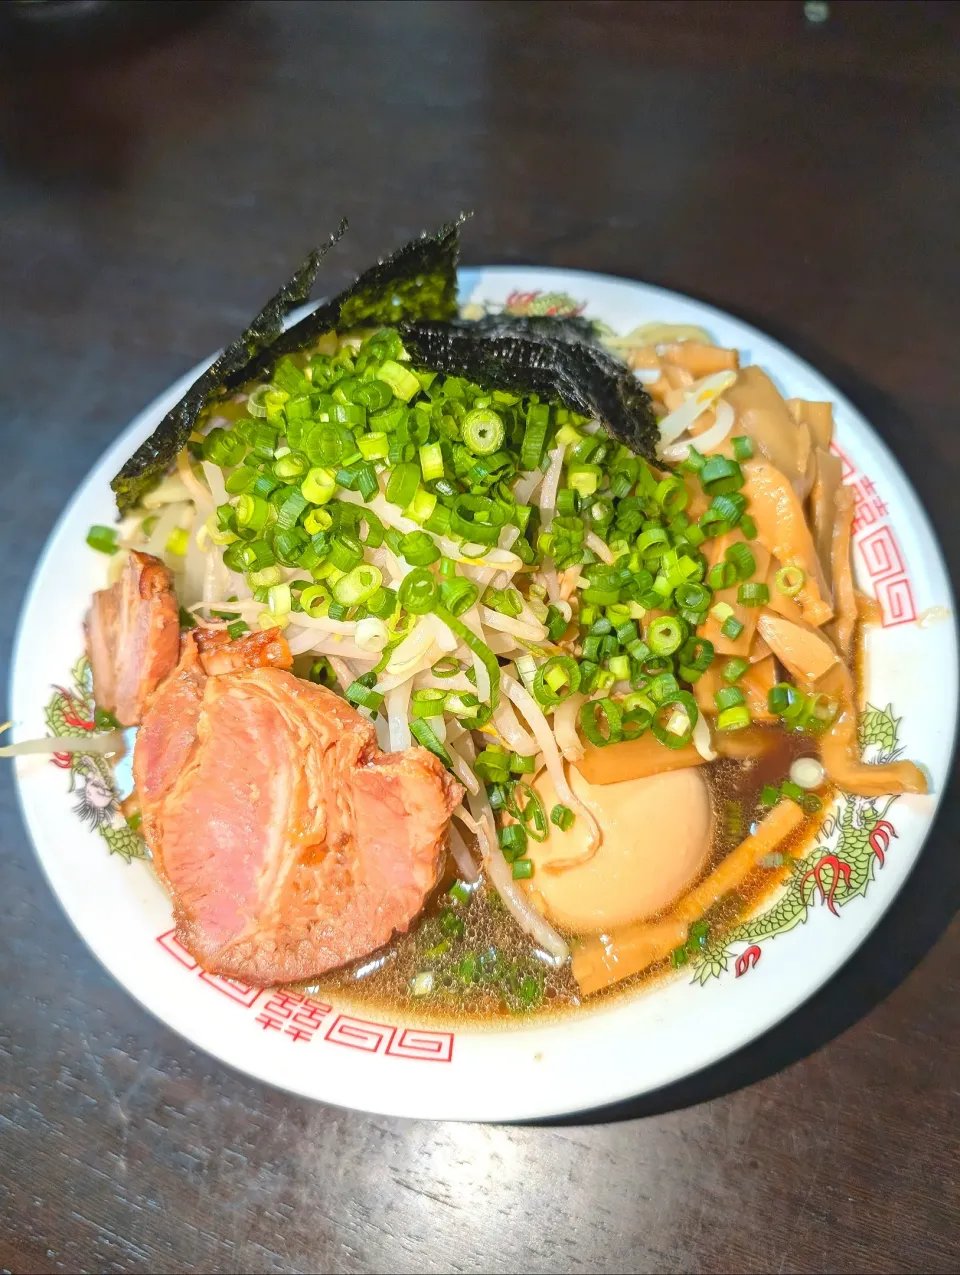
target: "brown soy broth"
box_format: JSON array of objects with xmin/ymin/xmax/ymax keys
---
[{"xmin": 301, "ymin": 726, "xmax": 827, "ymax": 1025}]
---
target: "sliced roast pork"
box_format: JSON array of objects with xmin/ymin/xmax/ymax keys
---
[
  {"xmin": 86, "ymin": 550, "xmax": 180, "ymax": 725},
  {"xmin": 135, "ymin": 636, "xmax": 463, "ymax": 985}
]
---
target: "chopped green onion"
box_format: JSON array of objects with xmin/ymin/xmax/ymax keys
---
[
  {"xmin": 520, "ymin": 403, "xmax": 550, "ymax": 470},
  {"xmin": 223, "ymin": 538, "xmax": 275, "ymax": 573},
  {"xmin": 328, "ymin": 534, "xmax": 363, "ymax": 573},
  {"xmin": 267, "ymin": 583, "xmax": 291, "ymax": 616},
  {"xmin": 510, "ymin": 752, "xmax": 536, "ymax": 775},
  {"xmin": 435, "ymin": 606, "xmax": 500, "ymax": 709},
  {"xmin": 385, "ymin": 462, "xmax": 420, "ymax": 509},
  {"xmin": 775, "ymin": 566, "xmax": 806, "ymax": 596},
  {"xmin": 366, "ymin": 586, "xmax": 397, "ymax": 618},
  {"xmin": 377, "ymin": 359, "xmax": 421, "ymax": 401},
  {"xmin": 708, "ymin": 561, "xmax": 736, "ymax": 590},
  {"xmin": 404, "ymin": 486, "xmax": 438, "ymax": 526},
  {"xmin": 607, "ymin": 654, "xmax": 630, "ymax": 680},
  {"xmin": 550, "ymin": 804, "xmax": 575, "ymax": 832},
  {"xmin": 462, "ymin": 407, "xmax": 506, "ymax": 456},
  {"xmin": 647, "ymin": 615, "xmax": 686, "ymax": 656},
  {"xmin": 476, "ymin": 746, "xmax": 510, "ymax": 783},
  {"xmin": 679, "ymin": 636, "xmax": 714, "ymax": 674},
  {"xmin": 86, "ymin": 525, "xmax": 118, "ymax": 554},
  {"xmin": 345, "ymin": 672, "xmax": 384, "ymax": 712},
  {"xmin": 203, "ymin": 427, "xmax": 245, "ymax": 468},
  {"xmin": 275, "ymin": 487, "xmax": 308, "ymax": 530},
  {"xmin": 700, "ymin": 455, "xmax": 744, "ymax": 494},
  {"xmin": 674, "ymin": 583, "xmax": 711, "ymax": 613},
  {"xmin": 568, "ymin": 465, "xmax": 602, "ymax": 498},
  {"xmin": 419, "ymin": 441, "xmax": 445, "ymax": 481},
  {"xmin": 678, "ymin": 445, "xmax": 706, "ymax": 475},
  {"xmin": 636, "ymin": 526, "xmax": 669, "ymax": 557},
  {"xmin": 768, "ymin": 681, "xmax": 806, "ymax": 720},
  {"xmin": 299, "ymin": 584, "xmax": 331, "ymax": 617},
  {"xmin": 648, "ymin": 672, "xmax": 679, "ymax": 703},
  {"xmin": 398, "ymin": 530, "xmax": 441, "ymax": 567},
  {"xmin": 731, "ymin": 435, "xmax": 754, "ymax": 461},
  {"xmin": 398, "ymin": 568, "xmax": 439, "ymax": 615},
  {"xmin": 803, "ymin": 692, "xmax": 839, "ymax": 730},
  {"xmin": 431, "ymin": 655, "xmax": 463, "ymax": 679},
  {"xmin": 650, "ymin": 691, "xmax": 698, "ymax": 749},
  {"xmin": 355, "ymin": 432, "xmax": 388, "ymax": 462},
  {"xmin": 722, "ymin": 657, "xmax": 749, "ymax": 683},
  {"xmin": 533, "ymin": 656, "xmax": 581, "ymax": 707},
  {"xmin": 579, "ymin": 698, "xmax": 623, "ymax": 747},
  {"xmin": 273, "ymin": 451, "xmax": 309, "ymax": 481},
  {"xmin": 717, "ymin": 705, "xmax": 751, "ymax": 730},
  {"xmin": 759, "ymin": 784, "xmax": 780, "ymax": 807},
  {"xmin": 449, "ymin": 493, "xmax": 506, "ymax": 545},
  {"xmin": 304, "ymin": 507, "xmax": 333, "ymax": 536},
  {"xmin": 258, "ymin": 608, "xmax": 288, "ymax": 631},
  {"xmin": 721, "ymin": 615, "xmax": 744, "ymax": 640},
  {"xmin": 333, "ymin": 564, "xmax": 382, "ymax": 606},
  {"xmin": 655, "ymin": 476, "xmax": 688, "ymax": 514},
  {"xmin": 166, "ymin": 527, "xmax": 189, "ymax": 556},
  {"xmin": 485, "ymin": 586, "xmax": 523, "ymax": 618},
  {"xmin": 714, "ymin": 685, "xmax": 745, "ymax": 711},
  {"xmin": 725, "ymin": 542, "xmax": 756, "ymax": 580},
  {"xmin": 305, "ymin": 422, "xmax": 355, "ymax": 467},
  {"xmin": 440, "ymin": 576, "xmax": 479, "ymax": 616},
  {"xmin": 781, "ymin": 780, "xmax": 804, "ymax": 803},
  {"xmin": 737, "ymin": 582, "xmax": 769, "ymax": 607},
  {"xmin": 301, "ymin": 466, "xmax": 337, "ymax": 505},
  {"xmin": 498, "ymin": 823, "xmax": 528, "ymax": 862},
  {"xmin": 512, "ymin": 858, "xmax": 534, "ymax": 881},
  {"xmin": 446, "ymin": 691, "xmax": 484, "ymax": 721},
  {"xmin": 507, "ymin": 781, "xmax": 549, "ymax": 842},
  {"xmin": 411, "ymin": 687, "xmax": 448, "ymax": 719},
  {"xmin": 410, "ymin": 717, "xmax": 454, "ymax": 767}
]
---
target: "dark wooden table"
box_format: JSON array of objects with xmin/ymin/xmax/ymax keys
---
[{"xmin": 2, "ymin": 2, "xmax": 958, "ymax": 1271}]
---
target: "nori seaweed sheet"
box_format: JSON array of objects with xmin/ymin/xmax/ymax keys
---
[
  {"xmin": 111, "ymin": 216, "xmax": 466, "ymax": 514},
  {"xmin": 111, "ymin": 221, "xmax": 347, "ymax": 514},
  {"xmin": 446, "ymin": 313, "xmax": 602, "ymax": 346},
  {"xmin": 399, "ymin": 320, "xmax": 659, "ymax": 461}
]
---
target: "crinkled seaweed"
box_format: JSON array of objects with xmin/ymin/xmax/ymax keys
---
[
  {"xmin": 111, "ymin": 222, "xmax": 347, "ymax": 514},
  {"xmin": 111, "ymin": 216, "xmax": 466, "ymax": 514},
  {"xmin": 447, "ymin": 313, "xmax": 602, "ymax": 346},
  {"xmin": 399, "ymin": 320, "xmax": 659, "ymax": 461},
  {"xmin": 240, "ymin": 215, "xmax": 466, "ymax": 384}
]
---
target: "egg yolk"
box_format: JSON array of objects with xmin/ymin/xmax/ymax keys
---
[{"xmin": 521, "ymin": 765, "xmax": 712, "ymax": 934}]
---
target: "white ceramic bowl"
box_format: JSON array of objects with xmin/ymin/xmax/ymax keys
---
[{"xmin": 11, "ymin": 268, "xmax": 957, "ymax": 1121}]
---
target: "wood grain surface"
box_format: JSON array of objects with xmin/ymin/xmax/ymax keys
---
[{"xmin": 1, "ymin": 3, "xmax": 958, "ymax": 1271}]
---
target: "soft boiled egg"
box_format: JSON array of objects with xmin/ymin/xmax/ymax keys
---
[{"xmin": 521, "ymin": 765, "xmax": 712, "ymax": 934}]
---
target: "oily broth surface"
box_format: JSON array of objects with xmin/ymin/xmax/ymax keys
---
[{"xmin": 303, "ymin": 728, "xmax": 827, "ymax": 1024}]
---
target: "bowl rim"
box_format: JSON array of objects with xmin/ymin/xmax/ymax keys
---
[{"xmin": 10, "ymin": 265, "xmax": 959, "ymax": 1121}]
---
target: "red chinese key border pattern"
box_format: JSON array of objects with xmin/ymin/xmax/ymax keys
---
[
  {"xmin": 833, "ymin": 445, "xmax": 917, "ymax": 627},
  {"xmin": 156, "ymin": 930, "xmax": 454, "ymax": 1062}
]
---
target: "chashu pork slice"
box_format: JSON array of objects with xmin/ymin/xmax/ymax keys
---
[
  {"xmin": 135, "ymin": 638, "xmax": 463, "ymax": 985},
  {"xmin": 85, "ymin": 550, "xmax": 180, "ymax": 726}
]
